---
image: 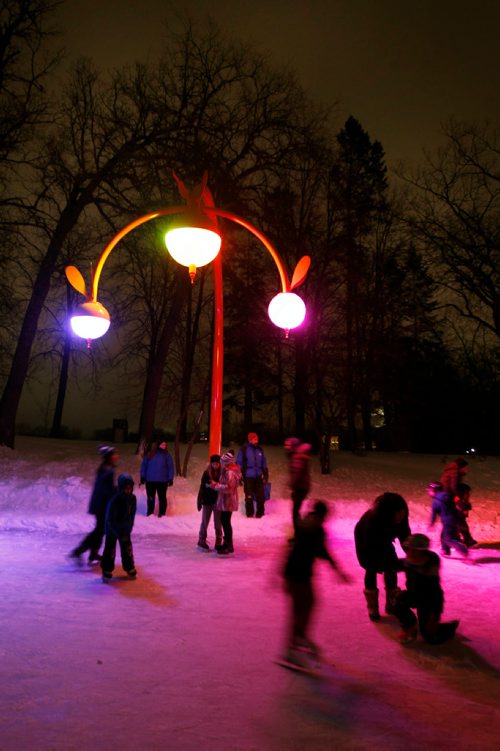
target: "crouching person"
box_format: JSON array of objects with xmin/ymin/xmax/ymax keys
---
[
  {"xmin": 394, "ymin": 533, "xmax": 459, "ymax": 644},
  {"xmin": 101, "ymin": 474, "xmax": 137, "ymax": 582}
]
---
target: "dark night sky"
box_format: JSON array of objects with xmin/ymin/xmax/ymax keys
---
[
  {"xmin": 20, "ymin": 1, "xmax": 498, "ymax": 435},
  {"xmin": 58, "ymin": 0, "xmax": 500, "ymax": 166}
]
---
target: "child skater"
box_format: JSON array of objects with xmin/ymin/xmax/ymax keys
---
[
  {"xmin": 427, "ymin": 481, "xmax": 469, "ymax": 558},
  {"xmin": 101, "ymin": 474, "xmax": 137, "ymax": 582},
  {"xmin": 354, "ymin": 492, "xmax": 411, "ymax": 621},
  {"xmin": 394, "ymin": 533, "xmax": 459, "ymax": 644},
  {"xmin": 454, "ymin": 483, "xmax": 477, "ymax": 548},
  {"xmin": 282, "ymin": 500, "xmax": 351, "ymax": 668}
]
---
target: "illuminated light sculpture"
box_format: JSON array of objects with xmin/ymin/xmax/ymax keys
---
[{"xmin": 65, "ymin": 172, "xmax": 310, "ymax": 455}]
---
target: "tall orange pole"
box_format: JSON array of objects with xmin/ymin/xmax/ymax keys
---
[{"xmin": 209, "ymin": 252, "xmax": 224, "ymax": 457}]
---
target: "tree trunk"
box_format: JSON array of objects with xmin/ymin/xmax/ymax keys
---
[
  {"xmin": 0, "ymin": 205, "xmax": 81, "ymax": 447},
  {"xmin": 50, "ymin": 282, "xmax": 73, "ymax": 438},
  {"xmin": 137, "ymin": 268, "xmax": 189, "ymax": 446}
]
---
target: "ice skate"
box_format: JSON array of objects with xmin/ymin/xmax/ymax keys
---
[
  {"xmin": 102, "ymin": 571, "xmax": 113, "ymax": 583},
  {"xmin": 398, "ymin": 625, "xmax": 418, "ymax": 644}
]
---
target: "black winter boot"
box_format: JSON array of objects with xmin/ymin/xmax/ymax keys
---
[{"xmin": 364, "ymin": 589, "xmax": 380, "ymax": 621}]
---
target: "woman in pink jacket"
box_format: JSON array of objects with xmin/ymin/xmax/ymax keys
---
[{"xmin": 215, "ymin": 450, "xmax": 242, "ymax": 556}]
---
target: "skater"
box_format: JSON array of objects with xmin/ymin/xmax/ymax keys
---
[
  {"xmin": 282, "ymin": 501, "xmax": 350, "ymax": 667},
  {"xmin": 196, "ymin": 454, "xmax": 223, "ymax": 552},
  {"xmin": 427, "ymin": 481, "xmax": 469, "ymax": 558},
  {"xmin": 69, "ymin": 445, "xmax": 118, "ymax": 564},
  {"xmin": 215, "ymin": 450, "xmax": 242, "ymax": 555},
  {"xmin": 394, "ymin": 533, "xmax": 459, "ymax": 644},
  {"xmin": 236, "ymin": 432, "xmax": 269, "ymax": 518},
  {"xmin": 140, "ymin": 440, "xmax": 174, "ymax": 517},
  {"xmin": 454, "ymin": 483, "xmax": 477, "ymax": 547},
  {"xmin": 441, "ymin": 457, "xmax": 468, "ymax": 496},
  {"xmin": 354, "ymin": 492, "xmax": 411, "ymax": 621},
  {"xmin": 101, "ymin": 474, "xmax": 137, "ymax": 581},
  {"xmin": 285, "ymin": 437, "xmax": 312, "ymax": 538}
]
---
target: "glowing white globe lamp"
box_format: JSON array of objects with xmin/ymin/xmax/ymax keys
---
[
  {"xmin": 268, "ymin": 292, "xmax": 306, "ymax": 330},
  {"xmin": 164, "ymin": 227, "xmax": 221, "ymax": 268},
  {"xmin": 70, "ymin": 301, "xmax": 111, "ymax": 340}
]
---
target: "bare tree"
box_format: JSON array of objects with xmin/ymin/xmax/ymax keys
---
[{"xmin": 404, "ymin": 120, "xmax": 500, "ymax": 337}]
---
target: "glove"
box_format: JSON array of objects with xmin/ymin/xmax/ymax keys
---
[{"xmin": 168, "ymin": 480, "xmax": 173, "ymax": 487}]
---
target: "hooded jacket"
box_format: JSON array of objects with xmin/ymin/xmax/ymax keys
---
[{"xmin": 105, "ymin": 474, "xmax": 137, "ymax": 537}]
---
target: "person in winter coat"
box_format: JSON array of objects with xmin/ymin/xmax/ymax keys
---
[
  {"xmin": 236, "ymin": 432, "xmax": 269, "ymax": 518},
  {"xmin": 354, "ymin": 492, "xmax": 411, "ymax": 621},
  {"xmin": 454, "ymin": 483, "xmax": 477, "ymax": 548},
  {"xmin": 69, "ymin": 445, "xmax": 119, "ymax": 564},
  {"xmin": 440, "ymin": 457, "xmax": 468, "ymax": 496},
  {"xmin": 282, "ymin": 501, "xmax": 351, "ymax": 666},
  {"xmin": 427, "ymin": 481, "xmax": 469, "ymax": 558},
  {"xmin": 140, "ymin": 440, "xmax": 174, "ymax": 517},
  {"xmin": 394, "ymin": 533, "xmax": 459, "ymax": 644},
  {"xmin": 101, "ymin": 474, "xmax": 137, "ymax": 581},
  {"xmin": 285, "ymin": 437, "xmax": 312, "ymax": 536},
  {"xmin": 214, "ymin": 450, "xmax": 242, "ymax": 555},
  {"xmin": 196, "ymin": 454, "xmax": 223, "ymax": 552}
]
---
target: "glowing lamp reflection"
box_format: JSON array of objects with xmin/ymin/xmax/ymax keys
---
[
  {"xmin": 70, "ymin": 301, "xmax": 111, "ymax": 340},
  {"xmin": 268, "ymin": 292, "xmax": 306, "ymax": 330},
  {"xmin": 165, "ymin": 227, "xmax": 221, "ymax": 268}
]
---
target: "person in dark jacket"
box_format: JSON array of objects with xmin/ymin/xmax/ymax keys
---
[
  {"xmin": 101, "ymin": 474, "xmax": 137, "ymax": 581},
  {"xmin": 196, "ymin": 454, "xmax": 223, "ymax": 551},
  {"xmin": 285, "ymin": 437, "xmax": 312, "ymax": 536},
  {"xmin": 69, "ymin": 446, "xmax": 118, "ymax": 564},
  {"xmin": 354, "ymin": 492, "xmax": 411, "ymax": 621},
  {"xmin": 454, "ymin": 483, "xmax": 477, "ymax": 547},
  {"xmin": 440, "ymin": 457, "xmax": 468, "ymax": 496},
  {"xmin": 236, "ymin": 432, "xmax": 268, "ymax": 518},
  {"xmin": 283, "ymin": 501, "xmax": 350, "ymax": 666},
  {"xmin": 140, "ymin": 440, "xmax": 174, "ymax": 517},
  {"xmin": 427, "ymin": 481, "xmax": 469, "ymax": 558},
  {"xmin": 394, "ymin": 533, "xmax": 459, "ymax": 644}
]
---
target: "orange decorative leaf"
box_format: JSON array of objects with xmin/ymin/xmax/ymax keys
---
[
  {"xmin": 290, "ymin": 256, "xmax": 311, "ymax": 290},
  {"xmin": 65, "ymin": 266, "xmax": 87, "ymax": 297}
]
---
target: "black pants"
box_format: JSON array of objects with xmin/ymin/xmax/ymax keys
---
[
  {"xmin": 364, "ymin": 567, "xmax": 398, "ymax": 590},
  {"xmin": 146, "ymin": 481, "xmax": 168, "ymax": 516},
  {"xmin": 394, "ymin": 589, "xmax": 454, "ymax": 644},
  {"xmin": 286, "ymin": 578, "xmax": 314, "ymax": 645},
  {"xmin": 101, "ymin": 533, "xmax": 135, "ymax": 574},
  {"xmin": 291, "ymin": 489, "xmax": 307, "ymax": 532},
  {"xmin": 243, "ymin": 477, "xmax": 265, "ymax": 517},
  {"xmin": 220, "ymin": 511, "xmax": 233, "ymax": 546},
  {"xmin": 74, "ymin": 512, "xmax": 105, "ymax": 556}
]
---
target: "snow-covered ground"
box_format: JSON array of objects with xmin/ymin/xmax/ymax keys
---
[{"xmin": 1, "ymin": 437, "xmax": 499, "ymax": 750}]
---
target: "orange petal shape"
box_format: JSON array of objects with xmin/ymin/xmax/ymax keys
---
[
  {"xmin": 290, "ymin": 255, "xmax": 311, "ymax": 291},
  {"xmin": 65, "ymin": 266, "xmax": 87, "ymax": 297}
]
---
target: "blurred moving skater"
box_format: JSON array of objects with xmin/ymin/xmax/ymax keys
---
[{"xmin": 282, "ymin": 500, "xmax": 351, "ymax": 667}]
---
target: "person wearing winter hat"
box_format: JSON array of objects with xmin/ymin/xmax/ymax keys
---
[
  {"xmin": 214, "ymin": 450, "xmax": 242, "ymax": 555},
  {"xmin": 236, "ymin": 432, "xmax": 269, "ymax": 518},
  {"xmin": 393, "ymin": 533, "xmax": 460, "ymax": 644},
  {"xmin": 69, "ymin": 446, "xmax": 119, "ymax": 564},
  {"xmin": 285, "ymin": 437, "xmax": 312, "ymax": 538},
  {"xmin": 354, "ymin": 492, "xmax": 411, "ymax": 622},
  {"xmin": 140, "ymin": 440, "xmax": 174, "ymax": 517},
  {"xmin": 440, "ymin": 457, "xmax": 468, "ymax": 496},
  {"xmin": 196, "ymin": 454, "xmax": 223, "ymax": 551},
  {"xmin": 101, "ymin": 474, "xmax": 137, "ymax": 581}
]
